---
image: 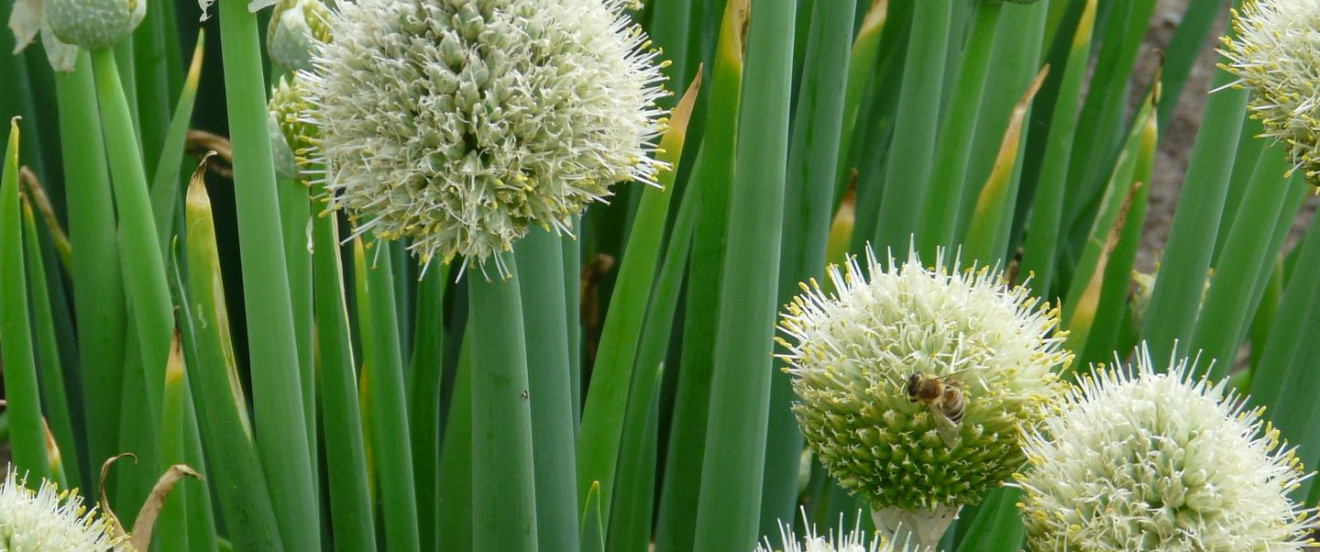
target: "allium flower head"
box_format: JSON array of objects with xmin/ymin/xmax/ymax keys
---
[
  {"xmin": 1221, "ymin": 0, "xmax": 1320, "ymax": 184},
  {"xmin": 778, "ymin": 246, "xmax": 1070, "ymax": 542},
  {"xmin": 0, "ymin": 467, "xmax": 126, "ymax": 550},
  {"xmin": 1015, "ymin": 346, "xmax": 1317, "ymax": 551},
  {"xmin": 303, "ymin": 0, "xmax": 668, "ymax": 274}
]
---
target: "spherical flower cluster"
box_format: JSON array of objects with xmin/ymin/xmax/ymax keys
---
[
  {"xmin": 0, "ymin": 467, "xmax": 126, "ymax": 551},
  {"xmin": 45, "ymin": 0, "xmax": 144, "ymax": 51},
  {"xmin": 303, "ymin": 0, "xmax": 668, "ymax": 274},
  {"xmin": 756, "ymin": 513, "xmax": 916, "ymax": 552},
  {"xmin": 1015, "ymin": 347, "xmax": 1317, "ymax": 551},
  {"xmin": 778, "ymin": 247, "xmax": 1071, "ymax": 542},
  {"xmin": 1221, "ymin": 0, "xmax": 1320, "ymax": 184},
  {"xmin": 267, "ymin": 0, "xmax": 329, "ymax": 72}
]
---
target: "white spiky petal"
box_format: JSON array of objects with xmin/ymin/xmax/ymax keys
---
[
  {"xmin": 0, "ymin": 467, "xmax": 126, "ymax": 551},
  {"xmin": 1221, "ymin": 0, "xmax": 1320, "ymax": 183},
  {"xmin": 778, "ymin": 246, "xmax": 1070, "ymax": 545},
  {"xmin": 1015, "ymin": 346, "xmax": 1318, "ymax": 551},
  {"xmin": 303, "ymin": 0, "xmax": 668, "ymax": 276},
  {"xmin": 756, "ymin": 511, "xmax": 918, "ymax": 552}
]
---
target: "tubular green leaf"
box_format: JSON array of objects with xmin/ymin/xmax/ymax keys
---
[
  {"xmin": 19, "ymin": 196, "xmax": 79, "ymax": 489},
  {"xmin": 0, "ymin": 117, "xmax": 50, "ymax": 482},
  {"xmin": 55, "ymin": 51, "xmax": 126, "ymax": 481},
  {"xmin": 871, "ymin": 0, "xmax": 951, "ymax": 251},
  {"xmin": 309, "ymin": 186, "xmax": 378, "ymax": 552},
  {"xmin": 576, "ymin": 70, "xmax": 699, "ymax": 527},
  {"xmin": 178, "ymin": 172, "xmax": 283, "ymax": 551},
  {"xmin": 692, "ymin": 0, "xmax": 795, "ymax": 548},
  {"xmin": 216, "ymin": 0, "xmax": 319, "ymax": 546},
  {"xmin": 361, "ymin": 238, "xmax": 421, "ymax": 552},
  {"xmin": 654, "ymin": 4, "xmax": 745, "ymax": 548}
]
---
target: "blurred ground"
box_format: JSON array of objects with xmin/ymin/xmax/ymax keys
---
[{"xmin": 1135, "ymin": 0, "xmax": 1318, "ymax": 273}]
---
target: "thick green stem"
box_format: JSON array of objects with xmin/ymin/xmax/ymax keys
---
[
  {"xmin": 514, "ymin": 228, "xmax": 579, "ymax": 552},
  {"xmin": 470, "ymin": 258, "xmax": 539, "ymax": 552}
]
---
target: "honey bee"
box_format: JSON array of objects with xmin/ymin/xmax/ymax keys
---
[{"xmin": 905, "ymin": 372, "xmax": 967, "ymax": 450}]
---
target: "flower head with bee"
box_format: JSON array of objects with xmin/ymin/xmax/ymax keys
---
[{"xmin": 777, "ymin": 245, "xmax": 1070, "ymax": 545}]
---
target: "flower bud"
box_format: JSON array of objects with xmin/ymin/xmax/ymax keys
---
[
  {"xmin": 268, "ymin": 75, "xmax": 316, "ymax": 180},
  {"xmin": 267, "ymin": 0, "xmax": 329, "ymax": 72},
  {"xmin": 45, "ymin": 0, "xmax": 144, "ymax": 51}
]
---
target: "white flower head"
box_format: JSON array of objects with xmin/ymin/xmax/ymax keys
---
[
  {"xmin": 1221, "ymin": 0, "xmax": 1320, "ymax": 184},
  {"xmin": 1015, "ymin": 345, "xmax": 1318, "ymax": 551},
  {"xmin": 756, "ymin": 511, "xmax": 919, "ymax": 552},
  {"xmin": 778, "ymin": 245, "xmax": 1070, "ymax": 543},
  {"xmin": 0, "ymin": 467, "xmax": 126, "ymax": 551},
  {"xmin": 303, "ymin": 0, "xmax": 668, "ymax": 276}
]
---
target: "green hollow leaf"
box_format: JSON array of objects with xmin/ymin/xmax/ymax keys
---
[
  {"xmin": 952, "ymin": 488, "xmax": 1024, "ymax": 552},
  {"xmin": 360, "ymin": 237, "xmax": 421, "ymax": 552},
  {"xmin": 177, "ymin": 170, "xmax": 282, "ymax": 551},
  {"xmin": 150, "ymin": 33, "xmax": 205, "ymax": 257},
  {"xmin": 91, "ymin": 47, "xmax": 172, "ymax": 430},
  {"xmin": 309, "ymin": 181, "xmax": 378, "ymax": 552},
  {"xmin": 581, "ymin": 482, "xmax": 605, "ymax": 552},
  {"xmin": 216, "ymin": 0, "xmax": 320, "ymax": 546},
  {"xmin": 1079, "ymin": 87, "xmax": 1157, "ymax": 364},
  {"xmin": 19, "ymin": 195, "xmax": 79, "ymax": 489},
  {"xmin": 576, "ymin": 69, "xmax": 699, "ymax": 528},
  {"xmin": 156, "ymin": 336, "xmax": 192, "ymax": 552},
  {"xmin": 0, "ymin": 117, "xmax": 51, "ymax": 482},
  {"xmin": 55, "ymin": 51, "xmax": 127, "ymax": 485},
  {"xmin": 408, "ymin": 264, "xmax": 447, "ymax": 552},
  {"xmin": 871, "ymin": 0, "xmax": 952, "ymax": 252},
  {"xmin": 1139, "ymin": 44, "xmax": 1249, "ymax": 368},
  {"xmin": 763, "ymin": 0, "xmax": 856, "ymax": 534},
  {"xmin": 1019, "ymin": 0, "xmax": 1096, "ymax": 296},
  {"xmin": 961, "ymin": 67, "xmax": 1049, "ymax": 266},
  {"xmin": 834, "ymin": 0, "xmax": 889, "ymax": 203},
  {"xmin": 692, "ymin": 0, "xmax": 795, "ymax": 548},
  {"xmin": 915, "ymin": 2, "xmax": 1001, "ymax": 259},
  {"xmin": 436, "ymin": 334, "xmax": 474, "ymax": 552},
  {"xmin": 654, "ymin": 3, "xmax": 745, "ymax": 549},
  {"xmin": 1190, "ymin": 143, "xmax": 1297, "ymax": 379}
]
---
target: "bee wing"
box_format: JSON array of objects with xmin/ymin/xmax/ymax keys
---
[{"xmin": 927, "ymin": 401, "xmax": 962, "ymax": 450}]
